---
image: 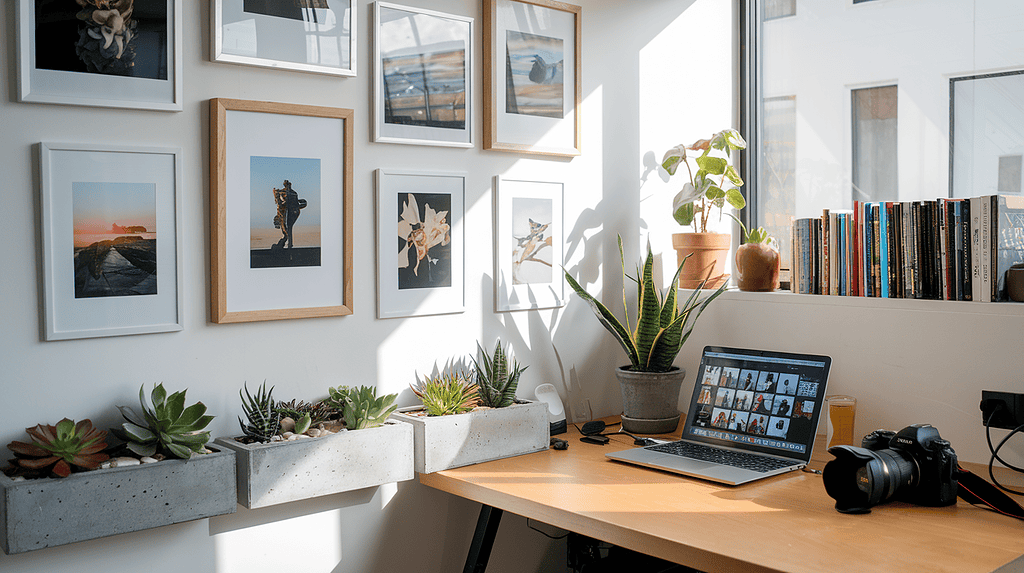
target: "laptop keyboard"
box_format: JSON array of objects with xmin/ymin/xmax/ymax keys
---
[{"xmin": 648, "ymin": 441, "xmax": 795, "ymax": 473}]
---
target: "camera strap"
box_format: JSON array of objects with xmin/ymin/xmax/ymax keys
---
[{"xmin": 956, "ymin": 466, "xmax": 1024, "ymax": 521}]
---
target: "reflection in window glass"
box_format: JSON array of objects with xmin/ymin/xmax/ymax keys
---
[
  {"xmin": 952, "ymin": 71, "xmax": 1024, "ymax": 197},
  {"xmin": 851, "ymin": 85, "xmax": 898, "ymax": 203},
  {"xmin": 762, "ymin": 96, "xmax": 796, "ymax": 269},
  {"xmin": 999, "ymin": 155, "xmax": 1023, "ymax": 194},
  {"xmin": 764, "ymin": 0, "xmax": 796, "ymax": 21}
]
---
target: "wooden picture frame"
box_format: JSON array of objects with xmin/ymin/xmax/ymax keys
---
[
  {"xmin": 373, "ymin": 2, "xmax": 474, "ymax": 148},
  {"xmin": 210, "ymin": 98, "xmax": 354, "ymax": 323},
  {"xmin": 17, "ymin": 0, "xmax": 183, "ymax": 111},
  {"xmin": 375, "ymin": 169, "xmax": 466, "ymax": 318},
  {"xmin": 39, "ymin": 142, "xmax": 184, "ymax": 340},
  {"xmin": 494, "ymin": 176, "xmax": 565, "ymax": 311},
  {"xmin": 212, "ymin": 0, "xmax": 357, "ymax": 77},
  {"xmin": 484, "ymin": 0, "xmax": 581, "ymax": 157}
]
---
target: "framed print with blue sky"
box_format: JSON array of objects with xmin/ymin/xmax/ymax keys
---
[
  {"xmin": 494, "ymin": 176, "xmax": 564, "ymax": 311},
  {"xmin": 213, "ymin": 0, "xmax": 356, "ymax": 77},
  {"xmin": 18, "ymin": 0, "xmax": 183, "ymax": 111},
  {"xmin": 375, "ymin": 170, "xmax": 465, "ymax": 318},
  {"xmin": 373, "ymin": 2, "xmax": 473, "ymax": 148},
  {"xmin": 484, "ymin": 0, "xmax": 580, "ymax": 157},
  {"xmin": 210, "ymin": 98, "xmax": 354, "ymax": 324},
  {"xmin": 39, "ymin": 143, "xmax": 183, "ymax": 340}
]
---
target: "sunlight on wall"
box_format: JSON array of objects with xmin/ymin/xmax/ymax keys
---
[{"xmin": 214, "ymin": 510, "xmax": 342, "ymax": 573}]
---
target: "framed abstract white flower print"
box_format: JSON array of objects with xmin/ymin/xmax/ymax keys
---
[{"xmin": 375, "ymin": 170, "xmax": 465, "ymax": 318}]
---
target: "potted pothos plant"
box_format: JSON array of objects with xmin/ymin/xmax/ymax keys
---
[
  {"xmin": 564, "ymin": 237, "xmax": 727, "ymax": 433},
  {"xmin": 661, "ymin": 129, "xmax": 747, "ymax": 289}
]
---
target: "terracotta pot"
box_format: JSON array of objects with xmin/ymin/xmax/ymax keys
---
[
  {"xmin": 671, "ymin": 232, "xmax": 730, "ymax": 289},
  {"xmin": 735, "ymin": 243, "xmax": 780, "ymax": 291}
]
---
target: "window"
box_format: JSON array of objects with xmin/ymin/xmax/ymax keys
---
[
  {"xmin": 999, "ymin": 155, "xmax": 1023, "ymax": 194},
  {"xmin": 851, "ymin": 85, "xmax": 898, "ymax": 203},
  {"xmin": 761, "ymin": 96, "xmax": 796, "ymax": 265},
  {"xmin": 764, "ymin": 0, "xmax": 795, "ymax": 21},
  {"xmin": 951, "ymin": 70, "xmax": 1024, "ymax": 197}
]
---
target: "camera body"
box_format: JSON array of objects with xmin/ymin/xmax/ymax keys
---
[
  {"xmin": 859, "ymin": 425, "xmax": 958, "ymax": 507},
  {"xmin": 823, "ymin": 424, "xmax": 958, "ymax": 513}
]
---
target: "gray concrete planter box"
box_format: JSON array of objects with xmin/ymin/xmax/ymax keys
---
[
  {"xmin": 0, "ymin": 448, "xmax": 236, "ymax": 555},
  {"xmin": 214, "ymin": 421, "xmax": 414, "ymax": 509},
  {"xmin": 390, "ymin": 400, "xmax": 549, "ymax": 474}
]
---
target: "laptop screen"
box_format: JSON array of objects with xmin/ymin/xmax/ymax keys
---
[{"xmin": 684, "ymin": 346, "xmax": 832, "ymax": 462}]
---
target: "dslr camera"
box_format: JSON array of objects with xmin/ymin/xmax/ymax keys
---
[{"xmin": 822, "ymin": 424, "xmax": 958, "ymax": 514}]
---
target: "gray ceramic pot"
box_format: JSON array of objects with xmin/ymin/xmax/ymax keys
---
[{"xmin": 615, "ymin": 366, "xmax": 687, "ymax": 434}]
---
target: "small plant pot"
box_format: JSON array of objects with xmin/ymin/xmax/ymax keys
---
[
  {"xmin": 0, "ymin": 448, "xmax": 236, "ymax": 555},
  {"xmin": 214, "ymin": 421, "xmax": 414, "ymax": 509},
  {"xmin": 616, "ymin": 366, "xmax": 687, "ymax": 434},
  {"xmin": 735, "ymin": 243, "xmax": 780, "ymax": 291},
  {"xmin": 389, "ymin": 401, "xmax": 549, "ymax": 474},
  {"xmin": 672, "ymin": 232, "xmax": 731, "ymax": 289}
]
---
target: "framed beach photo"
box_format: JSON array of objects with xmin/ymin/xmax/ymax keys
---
[
  {"xmin": 375, "ymin": 170, "xmax": 465, "ymax": 318},
  {"xmin": 494, "ymin": 176, "xmax": 565, "ymax": 311},
  {"xmin": 210, "ymin": 98, "xmax": 354, "ymax": 324},
  {"xmin": 39, "ymin": 143, "xmax": 184, "ymax": 340},
  {"xmin": 484, "ymin": 0, "xmax": 581, "ymax": 157},
  {"xmin": 373, "ymin": 2, "xmax": 473, "ymax": 148},
  {"xmin": 212, "ymin": 0, "xmax": 356, "ymax": 77},
  {"xmin": 17, "ymin": 0, "xmax": 183, "ymax": 111}
]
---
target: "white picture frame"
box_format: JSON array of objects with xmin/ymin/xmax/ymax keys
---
[
  {"xmin": 17, "ymin": 0, "xmax": 183, "ymax": 111},
  {"xmin": 39, "ymin": 143, "xmax": 184, "ymax": 340},
  {"xmin": 494, "ymin": 176, "xmax": 565, "ymax": 311},
  {"xmin": 212, "ymin": 0, "xmax": 357, "ymax": 77},
  {"xmin": 375, "ymin": 169, "xmax": 466, "ymax": 318},
  {"xmin": 373, "ymin": 2, "xmax": 474, "ymax": 148}
]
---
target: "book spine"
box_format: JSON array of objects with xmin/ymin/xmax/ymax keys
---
[
  {"xmin": 990, "ymin": 195, "xmax": 999, "ymax": 301},
  {"xmin": 934, "ymin": 201, "xmax": 945, "ymax": 300},
  {"xmin": 879, "ymin": 204, "xmax": 889, "ymax": 298},
  {"xmin": 903, "ymin": 202, "xmax": 913, "ymax": 298},
  {"xmin": 961, "ymin": 199, "xmax": 972, "ymax": 301},
  {"xmin": 938, "ymin": 199, "xmax": 948, "ymax": 300},
  {"xmin": 822, "ymin": 209, "xmax": 830, "ymax": 295},
  {"xmin": 981, "ymin": 196, "xmax": 992, "ymax": 302},
  {"xmin": 970, "ymin": 196, "xmax": 981, "ymax": 302},
  {"xmin": 872, "ymin": 204, "xmax": 881, "ymax": 297}
]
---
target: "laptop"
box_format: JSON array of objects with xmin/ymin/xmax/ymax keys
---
[{"xmin": 606, "ymin": 346, "xmax": 832, "ymax": 486}]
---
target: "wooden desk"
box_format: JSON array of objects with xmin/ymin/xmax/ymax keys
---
[{"xmin": 420, "ymin": 421, "xmax": 1024, "ymax": 573}]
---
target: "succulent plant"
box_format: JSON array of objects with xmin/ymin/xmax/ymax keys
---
[
  {"xmin": 238, "ymin": 382, "xmax": 281, "ymax": 443},
  {"xmin": 410, "ymin": 372, "xmax": 479, "ymax": 417},
  {"xmin": 473, "ymin": 340, "xmax": 527, "ymax": 409},
  {"xmin": 328, "ymin": 385, "xmax": 398, "ymax": 430},
  {"xmin": 111, "ymin": 384, "xmax": 214, "ymax": 459},
  {"xmin": 275, "ymin": 399, "xmax": 336, "ymax": 427},
  {"xmin": 5, "ymin": 419, "xmax": 109, "ymax": 478}
]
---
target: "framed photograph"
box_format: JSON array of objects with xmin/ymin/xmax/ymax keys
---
[
  {"xmin": 39, "ymin": 143, "xmax": 183, "ymax": 340},
  {"xmin": 373, "ymin": 2, "xmax": 473, "ymax": 148},
  {"xmin": 484, "ymin": 0, "xmax": 581, "ymax": 157},
  {"xmin": 213, "ymin": 0, "xmax": 356, "ymax": 77},
  {"xmin": 375, "ymin": 170, "xmax": 465, "ymax": 318},
  {"xmin": 17, "ymin": 0, "xmax": 183, "ymax": 111},
  {"xmin": 494, "ymin": 176, "xmax": 565, "ymax": 311},
  {"xmin": 210, "ymin": 98, "xmax": 354, "ymax": 323}
]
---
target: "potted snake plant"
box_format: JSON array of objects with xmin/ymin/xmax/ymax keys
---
[{"xmin": 565, "ymin": 236, "xmax": 727, "ymax": 433}]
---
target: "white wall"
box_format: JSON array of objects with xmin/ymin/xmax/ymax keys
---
[{"xmin": 0, "ymin": 1, "xmax": 728, "ymax": 572}]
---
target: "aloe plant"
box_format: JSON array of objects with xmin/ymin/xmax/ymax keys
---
[
  {"xmin": 473, "ymin": 341, "xmax": 526, "ymax": 408},
  {"xmin": 111, "ymin": 384, "xmax": 214, "ymax": 459},
  {"xmin": 328, "ymin": 385, "xmax": 398, "ymax": 429},
  {"xmin": 239, "ymin": 382, "xmax": 280, "ymax": 443},
  {"xmin": 5, "ymin": 419, "xmax": 109, "ymax": 478},
  {"xmin": 564, "ymin": 236, "xmax": 727, "ymax": 372},
  {"xmin": 411, "ymin": 372, "xmax": 479, "ymax": 416}
]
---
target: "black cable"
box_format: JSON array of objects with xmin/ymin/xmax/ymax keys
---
[
  {"xmin": 985, "ymin": 407, "xmax": 1024, "ymax": 473},
  {"xmin": 987, "ymin": 421, "xmax": 1024, "ymax": 497},
  {"xmin": 527, "ymin": 518, "xmax": 568, "ymax": 540}
]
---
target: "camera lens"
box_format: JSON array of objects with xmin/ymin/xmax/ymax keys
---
[{"xmin": 823, "ymin": 446, "xmax": 917, "ymax": 513}]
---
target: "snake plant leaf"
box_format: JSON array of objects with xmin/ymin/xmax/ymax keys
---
[
  {"xmin": 563, "ymin": 270, "xmax": 640, "ymax": 368},
  {"xmin": 633, "ymin": 250, "xmax": 663, "ymax": 368}
]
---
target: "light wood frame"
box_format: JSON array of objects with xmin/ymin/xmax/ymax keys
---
[
  {"xmin": 210, "ymin": 98, "xmax": 354, "ymax": 324},
  {"xmin": 483, "ymin": 0, "xmax": 581, "ymax": 157}
]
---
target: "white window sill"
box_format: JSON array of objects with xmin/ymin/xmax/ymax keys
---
[{"xmin": 715, "ymin": 288, "xmax": 1024, "ymax": 317}]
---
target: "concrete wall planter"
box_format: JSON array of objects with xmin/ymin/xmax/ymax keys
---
[
  {"xmin": 390, "ymin": 400, "xmax": 549, "ymax": 474},
  {"xmin": 0, "ymin": 448, "xmax": 236, "ymax": 555},
  {"xmin": 213, "ymin": 420, "xmax": 414, "ymax": 509}
]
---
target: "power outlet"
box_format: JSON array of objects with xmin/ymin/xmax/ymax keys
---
[{"xmin": 980, "ymin": 390, "xmax": 1024, "ymax": 430}]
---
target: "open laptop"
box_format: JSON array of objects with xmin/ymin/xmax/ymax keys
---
[{"xmin": 606, "ymin": 346, "xmax": 832, "ymax": 486}]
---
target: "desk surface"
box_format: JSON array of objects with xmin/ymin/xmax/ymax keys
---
[{"xmin": 419, "ymin": 420, "xmax": 1024, "ymax": 573}]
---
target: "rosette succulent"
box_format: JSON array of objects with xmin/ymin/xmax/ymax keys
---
[
  {"xmin": 111, "ymin": 384, "xmax": 214, "ymax": 459},
  {"xmin": 328, "ymin": 385, "xmax": 398, "ymax": 430},
  {"xmin": 411, "ymin": 372, "xmax": 479, "ymax": 417},
  {"xmin": 5, "ymin": 418, "xmax": 109, "ymax": 478}
]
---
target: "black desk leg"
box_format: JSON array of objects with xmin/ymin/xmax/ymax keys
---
[{"xmin": 463, "ymin": 504, "xmax": 503, "ymax": 573}]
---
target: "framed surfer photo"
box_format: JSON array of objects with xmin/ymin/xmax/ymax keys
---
[
  {"xmin": 39, "ymin": 143, "xmax": 184, "ymax": 340},
  {"xmin": 210, "ymin": 98, "xmax": 354, "ymax": 324},
  {"xmin": 17, "ymin": 0, "xmax": 183, "ymax": 111},
  {"xmin": 375, "ymin": 170, "xmax": 465, "ymax": 318}
]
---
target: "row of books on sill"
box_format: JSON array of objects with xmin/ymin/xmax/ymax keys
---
[{"xmin": 789, "ymin": 195, "xmax": 1024, "ymax": 301}]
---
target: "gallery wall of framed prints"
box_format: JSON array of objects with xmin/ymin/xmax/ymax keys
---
[
  {"xmin": 17, "ymin": 0, "xmax": 183, "ymax": 111},
  {"xmin": 209, "ymin": 98, "xmax": 355, "ymax": 324}
]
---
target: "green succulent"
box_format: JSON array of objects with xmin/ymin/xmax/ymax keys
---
[
  {"xmin": 472, "ymin": 341, "xmax": 526, "ymax": 409},
  {"xmin": 239, "ymin": 382, "xmax": 280, "ymax": 443},
  {"xmin": 326, "ymin": 386, "xmax": 398, "ymax": 430},
  {"xmin": 275, "ymin": 399, "xmax": 335, "ymax": 427},
  {"xmin": 112, "ymin": 384, "xmax": 214, "ymax": 459},
  {"xmin": 564, "ymin": 236, "xmax": 727, "ymax": 372},
  {"xmin": 410, "ymin": 372, "xmax": 479, "ymax": 417},
  {"xmin": 5, "ymin": 419, "xmax": 109, "ymax": 478}
]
